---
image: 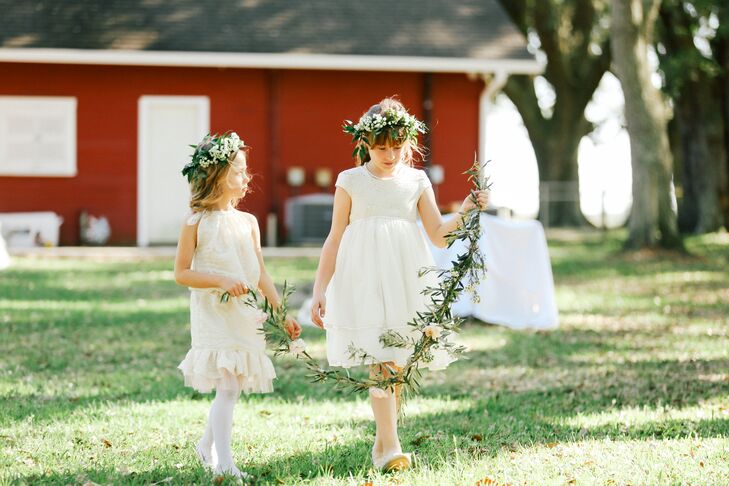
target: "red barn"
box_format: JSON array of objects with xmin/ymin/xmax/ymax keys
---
[{"xmin": 0, "ymin": 0, "xmax": 538, "ymax": 245}]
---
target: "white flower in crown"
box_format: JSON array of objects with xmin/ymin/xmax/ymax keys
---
[
  {"xmin": 289, "ymin": 338, "xmax": 307, "ymax": 356},
  {"xmin": 347, "ymin": 109, "xmax": 425, "ymax": 137},
  {"xmin": 423, "ymin": 325, "xmax": 442, "ymax": 339},
  {"xmin": 182, "ymin": 131, "xmax": 246, "ymax": 183}
]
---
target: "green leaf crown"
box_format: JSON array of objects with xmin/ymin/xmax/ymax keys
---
[
  {"xmin": 181, "ymin": 131, "xmax": 245, "ymax": 183},
  {"xmin": 342, "ymin": 109, "xmax": 427, "ymax": 162}
]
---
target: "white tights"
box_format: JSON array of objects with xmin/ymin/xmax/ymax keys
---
[{"xmin": 197, "ymin": 388, "xmax": 242, "ymax": 475}]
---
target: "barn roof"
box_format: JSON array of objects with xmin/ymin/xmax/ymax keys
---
[{"xmin": 0, "ymin": 0, "xmax": 541, "ymax": 73}]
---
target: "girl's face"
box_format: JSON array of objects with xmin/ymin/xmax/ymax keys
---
[
  {"xmin": 367, "ymin": 140, "xmax": 405, "ymax": 172},
  {"xmin": 221, "ymin": 150, "xmax": 250, "ymax": 201}
]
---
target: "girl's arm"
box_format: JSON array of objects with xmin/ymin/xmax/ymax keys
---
[
  {"xmin": 418, "ymin": 187, "xmax": 489, "ymax": 249},
  {"xmin": 247, "ymin": 213, "xmax": 280, "ymax": 307},
  {"xmin": 310, "ymin": 187, "xmax": 352, "ymax": 328},
  {"xmin": 174, "ymin": 220, "xmax": 248, "ymax": 297},
  {"xmin": 247, "ymin": 213, "xmax": 301, "ymax": 339}
]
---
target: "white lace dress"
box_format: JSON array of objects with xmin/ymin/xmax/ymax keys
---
[
  {"xmin": 324, "ymin": 164, "xmax": 455, "ymax": 370},
  {"xmin": 177, "ymin": 209, "xmax": 276, "ymax": 394}
]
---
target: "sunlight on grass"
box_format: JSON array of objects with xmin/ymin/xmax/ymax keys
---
[
  {"xmin": 1, "ymin": 297, "xmax": 187, "ymax": 313},
  {"xmin": 562, "ymin": 401, "xmax": 729, "ymax": 430},
  {"xmin": 1, "ymin": 232, "xmax": 727, "ymax": 484}
]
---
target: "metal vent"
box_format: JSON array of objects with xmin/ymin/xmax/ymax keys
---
[{"xmin": 285, "ymin": 193, "xmax": 334, "ymax": 244}]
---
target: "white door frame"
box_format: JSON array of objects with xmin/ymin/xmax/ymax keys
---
[{"xmin": 137, "ymin": 96, "xmax": 209, "ymax": 246}]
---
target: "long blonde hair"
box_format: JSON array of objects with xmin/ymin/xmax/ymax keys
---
[
  {"xmin": 189, "ymin": 148, "xmax": 250, "ymax": 212},
  {"xmin": 353, "ymin": 97, "xmax": 426, "ymax": 167}
]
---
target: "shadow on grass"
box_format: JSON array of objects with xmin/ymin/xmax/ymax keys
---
[
  {"xmin": 13, "ymin": 465, "xmax": 221, "ymax": 486},
  {"xmin": 430, "ymin": 324, "xmax": 729, "ymax": 409},
  {"xmin": 6, "ymin": 325, "xmax": 728, "ymax": 483},
  {"xmin": 4, "ymin": 324, "xmax": 727, "ymax": 434},
  {"xmin": 14, "ymin": 442, "xmax": 376, "ymax": 485},
  {"xmin": 13, "ymin": 397, "xmax": 729, "ymax": 485},
  {"xmin": 4, "ymin": 233, "xmax": 729, "ymax": 483}
]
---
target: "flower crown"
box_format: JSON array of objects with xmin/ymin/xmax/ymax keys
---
[
  {"xmin": 342, "ymin": 109, "xmax": 427, "ymax": 162},
  {"xmin": 182, "ymin": 131, "xmax": 245, "ymax": 183}
]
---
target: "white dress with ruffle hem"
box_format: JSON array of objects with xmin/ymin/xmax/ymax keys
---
[
  {"xmin": 324, "ymin": 165, "xmax": 455, "ymax": 370},
  {"xmin": 177, "ymin": 210, "xmax": 276, "ymax": 394}
]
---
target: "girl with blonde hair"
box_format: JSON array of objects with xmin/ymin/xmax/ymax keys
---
[{"xmin": 174, "ymin": 132, "xmax": 301, "ymax": 479}]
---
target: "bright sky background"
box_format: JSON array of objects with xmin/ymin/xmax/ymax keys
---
[{"xmin": 482, "ymin": 72, "xmax": 633, "ymax": 228}]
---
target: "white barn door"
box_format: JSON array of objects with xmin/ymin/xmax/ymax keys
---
[{"xmin": 138, "ymin": 96, "xmax": 209, "ymax": 246}]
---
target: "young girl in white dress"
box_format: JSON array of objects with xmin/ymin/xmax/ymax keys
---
[
  {"xmin": 174, "ymin": 132, "xmax": 301, "ymax": 479},
  {"xmin": 310, "ymin": 98, "xmax": 488, "ymax": 472}
]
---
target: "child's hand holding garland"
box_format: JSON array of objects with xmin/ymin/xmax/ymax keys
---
[
  {"xmin": 284, "ymin": 316, "xmax": 302, "ymax": 340},
  {"xmin": 459, "ymin": 189, "xmax": 489, "ymax": 213},
  {"xmin": 218, "ymin": 276, "xmax": 249, "ymax": 301}
]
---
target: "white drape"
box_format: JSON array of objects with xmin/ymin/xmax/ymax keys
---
[{"xmin": 427, "ymin": 214, "xmax": 558, "ymax": 330}]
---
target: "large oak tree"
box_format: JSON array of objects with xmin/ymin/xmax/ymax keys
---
[
  {"xmin": 658, "ymin": 0, "xmax": 727, "ymax": 233},
  {"xmin": 497, "ymin": 0, "xmax": 611, "ymax": 226},
  {"xmin": 611, "ymin": 0, "xmax": 683, "ymax": 249}
]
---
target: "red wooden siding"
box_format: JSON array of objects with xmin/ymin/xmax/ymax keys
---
[{"xmin": 0, "ymin": 62, "xmax": 484, "ymax": 245}]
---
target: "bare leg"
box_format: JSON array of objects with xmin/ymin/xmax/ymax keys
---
[{"xmin": 369, "ymin": 363, "xmax": 402, "ymax": 459}]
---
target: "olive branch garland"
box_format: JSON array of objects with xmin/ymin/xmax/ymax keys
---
[{"xmin": 225, "ymin": 157, "xmax": 490, "ymax": 397}]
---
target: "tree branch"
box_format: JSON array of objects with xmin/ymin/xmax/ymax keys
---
[
  {"xmin": 644, "ymin": 0, "xmax": 664, "ymax": 42},
  {"xmin": 503, "ymin": 76, "xmax": 548, "ymax": 137},
  {"xmin": 503, "ymin": 75, "xmax": 552, "ymax": 173},
  {"xmin": 574, "ymin": 39, "xmax": 612, "ymax": 112},
  {"xmin": 572, "ymin": 0, "xmax": 597, "ymax": 57},
  {"xmin": 534, "ymin": 1, "xmax": 569, "ymax": 86}
]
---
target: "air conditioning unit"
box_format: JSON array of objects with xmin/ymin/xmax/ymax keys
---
[{"xmin": 285, "ymin": 193, "xmax": 334, "ymax": 245}]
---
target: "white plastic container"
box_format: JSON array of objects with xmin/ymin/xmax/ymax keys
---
[
  {"xmin": 0, "ymin": 212, "xmax": 64, "ymax": 248},
  {"xmin": 0, "ymin": 221, "xmax": 10, "ymax": 269}
]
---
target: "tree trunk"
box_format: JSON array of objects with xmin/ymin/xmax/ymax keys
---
[
  {"xmin": 527, "ymin": 106, "xmax": 589, "ymax": 227},
  {"xmin": 496, "ymin": 0, "xmax": 611, "ymax": 227},
  {"xmin": 658, "ymin": 3, "xmax": 725, "ymax": 234},
  {"xmin": 715, "ymin": 14, "xmax": 729, "ymax": 228},
  {"xmin": 674, "ymin": 80, "xmax": 724, "ymax": 233},
  {"xmin": 610, "ymin": 0, "xmax": 682, "ymax": 249},
  {"xmin": 503, "ymin": 77, "xmax": 593, "ymax": 227}
]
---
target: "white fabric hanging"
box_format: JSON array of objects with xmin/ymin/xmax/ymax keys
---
[
  {"xmin": 300, "ymin": 213, "xmax": 559, "ymax": 332},
  {"xmin": 427, "ymin": 213, "xmax": 559, "ymax": 330}
]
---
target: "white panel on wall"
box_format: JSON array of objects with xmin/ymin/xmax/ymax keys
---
[
  {"xmin": 0, "ymin": 97, "xmax": 77, "ymax": 177},
  {"xmin": 138, "ymin": 96, "xmax": 210, "ymax": 246}
]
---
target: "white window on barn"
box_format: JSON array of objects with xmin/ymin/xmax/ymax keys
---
[{"xmin": 0, "ymin": 97, "xmax": 77, "ymax": 177}]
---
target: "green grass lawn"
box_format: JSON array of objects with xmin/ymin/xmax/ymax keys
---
[{"xmin": 1, "ymin": 231, "xmax": 728, "ymax": 485}]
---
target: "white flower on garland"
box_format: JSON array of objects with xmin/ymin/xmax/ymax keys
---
[
  {"xmin": 428, "ymin": 347, "xmax": 454, "ymax": 371},
  {"xmin": 423, "ymin": 325, "xmax": 442, "ymax": 339},
  {"xmin": 289, "ymin": 338, "xmax": 307, "ymax": 356},
  {"xmin": 254, "ymin": 310, "xmax": 268, "ymax": 325}
]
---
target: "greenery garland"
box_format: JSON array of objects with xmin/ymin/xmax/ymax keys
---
[{"xmin": 232, "ymin": 158, "xmax": 489, "ymax": 397}]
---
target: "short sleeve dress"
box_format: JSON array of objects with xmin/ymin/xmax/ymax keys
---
[
  {"xmin": 177, "ymin": 209, "xmax": 277, "ymax": 394},
  {"xmin": 324, "ymin": 164, "xmax": 455, "ymax": 370}
]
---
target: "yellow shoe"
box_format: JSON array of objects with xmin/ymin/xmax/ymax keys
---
[{"xmin": 380, "ymin": 452, "xmax": 412, "ymax": 472}]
